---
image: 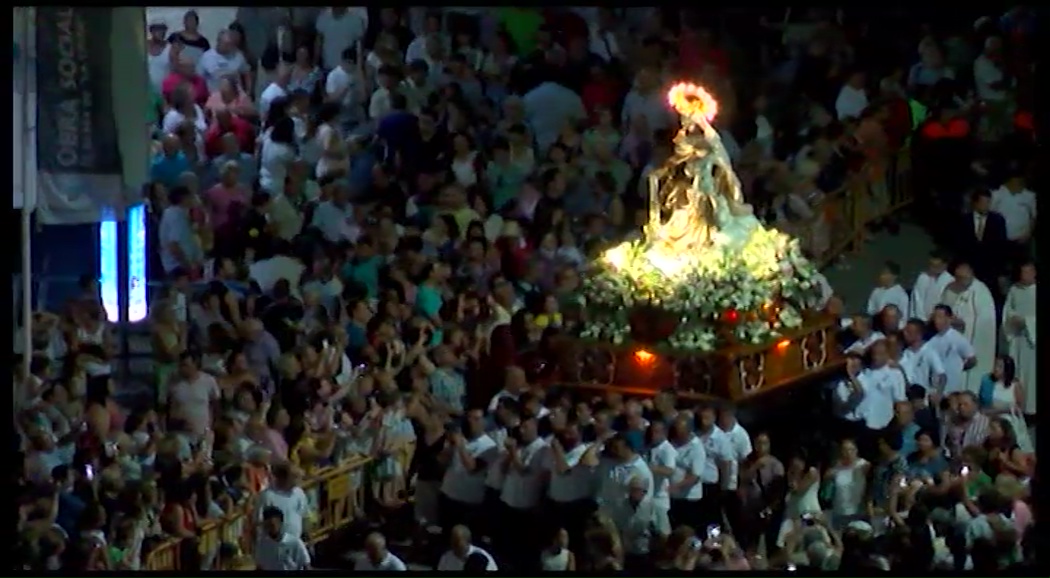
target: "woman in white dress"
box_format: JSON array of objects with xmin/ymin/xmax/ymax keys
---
[
  {"xmin": 540, "ymin": 528, "xmax": 576, "ymax": 571},
  {"xmin": 258, "ymin": 117, "xmax": 298, "ymax": 196},
  {"xmin": 978, "ymin": 355, "xmax": 1033, "ymax": 453},
  {"xmin": 777, "ymin": 453, "xmax": 822, "ymax": 548},
  {"xmin": 823, "ymin": 438, "xmax": 870, "ymax": 531},
  {"xmin": 311, "ymin": 103, "xmax": 349, "ymax": 179}
]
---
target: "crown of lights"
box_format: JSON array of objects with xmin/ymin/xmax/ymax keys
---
[{"xmin": 667, "ymin": 82, "xmax": 719, "ymax": 122}]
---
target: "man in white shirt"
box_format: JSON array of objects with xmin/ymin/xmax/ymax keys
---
[
  {"xmin": 254, "ymin": 506, "xmax": 311, "ymax": 570},
  {"xmin": 522, "ymin": 80, "xmax": 586, "ymax": 155},
  {"xmin": 833, "ymin": 353, "xmax": 868, "ymax": 445},
  {"xmin": 546, "ymin": 421, "xmax": 598, "ymax": 547},
  {"xmin": 405, "ymin": 11, "xmax": 449, "ymax": 65},
  {"xmin": 645, "ymin": 420, "xmax": 676, "ymax": 534},
  {"xmin": 368, "ymin": 65, "xmax": 398, "ymax": 121},
  {"xmin": 900, "ymin": 319, "xmax": 948, "ymax": 400},
  {"xmin": 596, "ymin": 433, "xmax": 654, "ymax": 514},
  {"xmin": 440, "ymin": 409, "xmax": 496, "ymax": 533},
  {"xmin": 355, "ymin": 532, "xmax": 407, "ymax": 571},
  {"xmin": 498, "ymin": 416, "xmax": 549, "ymax": 566},
  {"xmin": 486, "ymin": 366, "xmax": 530, "ymax": 412},
  {"xmin": 718, "ymin": 405, "xmax": 753, "ymax": 535},
  {"xmin": 437, "ymin": 525, "xmax": 498, "ymax": 571},
  {"xmin": 990, "ymin": 171, "xmax": 1037, "ymax": 264},
  {"xmin": 610, "ymin": 476, "xmax": 669, "ymax": 568},
  {"xmin": 844, "ymin": 315, "xmax": 885, "ymax": 355},
  {"xmin": 695, "ymin": 406, "xmax": 736, "ymax": 531},
  {"xmin": 166, "ymin": 352, "xmax": 220, "ymax": 438},
  {"xmin": 866, "ymin": 261, "xmax": 909, "ymax": 328},
  {"xmin": 325, "ymin": 46, "xmax": 366, "ymax": 132},
  {"xmin": 664, "ymin": 416, "xmax": 705, "ymax": 531},
  {"xmin": 259, "ymin": 64, "xmax": 291, "ymax": 121},
  {"xmin": 926, "ymin": 305, "xmax": 977, "ymax": 395},
  {"xmin": 835, "ymin": 70, "xmax": 869, "ymax": 120},
  {"xmin": 196, "ymin": 29, "xmax": 251, "ymax": 92},
  {"xmin": 254, "ymin": 463, "xmax": 312, "ymax": 540},
  {"xmin": 315, "ymin": 7, "xmax": 368, "ymax": 70},
  {"xmin": 909, "ymin": 251, "xmax": 954, "ymax": 322},
  {"xmin": 856, "ymin": 340, "xmax": 908, "ymax": 436}
]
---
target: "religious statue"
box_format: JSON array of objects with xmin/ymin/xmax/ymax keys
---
[{"xmin": 645, "ymin": 83, "xmax": 760, "ymax": 253}]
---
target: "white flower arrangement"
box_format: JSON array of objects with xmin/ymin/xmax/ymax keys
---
[{"xmin": 581, "ymin": 225, "xmax": 822, "ymax": 351}]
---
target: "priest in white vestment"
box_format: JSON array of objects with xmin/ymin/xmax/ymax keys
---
[
  {"xmin": 940, "ymin": 263, "xmax": 997, "ymax": 395},
  {"xmin": 1001, "ymin": 263, "xmax": 1036, "ymax": 415},
  {"xmin": 909, "ymin": 253, "xmax": 954, "ymax": 322}
]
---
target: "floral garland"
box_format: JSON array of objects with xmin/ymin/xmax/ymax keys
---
[{"xmin": 580, "ymin": 226, "xmax": 823, "ymax": 352}]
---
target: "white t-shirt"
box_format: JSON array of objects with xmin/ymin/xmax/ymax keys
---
[
  {"xmin": 973, "ymin": 55, "xmax": 1007, "ymax": 102},
  {"xmin": 325, "ymin": 65, "xmax": 365, "ymax": 124},
  {"xmin": 254, "ymin": 532, "xmax": 311, "ymax": 571},
  {"xmin": 368, "ymin": 87, "xmax": 393, "ymax": 121},
  {"xmin": 437, "ymin": 545, "xmax": 498, "ymax": 571},
  {"xmin": 648, "ymin": 440, "xmax": 677, "ymax": 509},
  {"xmin": 162, "ymin": 106, "xmax": 207, "ymax": 138},
  {"xmin": 546, "ymin": 442, "xmax": 594, "ymax": 503},
  {"xmin": 259, "ymin": 137, "xmax": 297, "ymax": 196},
  {"xmin": 990, "ymin": 186, "xmax": 1037, "ymax": 241},
  {"xmin": 147, "ymin": 44, "xmax": 171, "ymax": 91},
  {"xmin": 856, "ymin": 365, "xmax": 908, "ymax": 430},
  {"xmin": 259, "ymin": 82, "xmax": 289, "ymax": 119},
  {"xmin": 196, "ymin": 48, "xmax": 250, "ymax": 92},
  {"xmin": 698, "ymin": 428, "xmax": 735, "ymax": 487},
  {"xmin": 315, "ymin": 8, "xmax": 369, "ymax": 70},
  {"xmin": 899, "ymin": 342, "xmax": 947, "ymax": 394},
  {"xmin": 167, "ymin": 372, "xmax": 220, "ymax": 436},
  {"xmin": 835, "ymin": 85, "xmax": 869, "ymax": 120},
  {"xmin": 441, "ymin": 434, "xmax": 497, "ymax": 505},
  {"xmin": 500, "ymin": 437, "xmax": 549, "ymax": 509},
  {"xmin": 596, "ymin": 454, "xmax": 654, "ymax": 510},
  {"xmin": 484, "ymin": 428, "xmax": 510, "ymax": 491},
  {"xmin": 720, "ymin": 422, "xmax": 753, "ymax": 491},
  {"xmin": 669, "ymin": 437, "xmax": 706, "ymax": 501},
  {"xmin": 926, "ymin": 328, "xmax": 976, "ymax": 394},
  {"xmin": 255, "ymin": 487, "xmax": 311, "ymax": 540},
  {"xmin": 355, "ymin": 551, "xmax": 408, "ymax": 571}
]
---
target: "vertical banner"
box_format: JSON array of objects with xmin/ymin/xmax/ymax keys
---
[
  {"xmin": 127, "ymin": 204, "xmax": 148, "ymax": 322},
  {"xmin": 35, "ymin": 7, "xmax": 124, "ymax": 224}
]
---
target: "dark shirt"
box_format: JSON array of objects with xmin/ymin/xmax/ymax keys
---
[
  {"xmin": 377, "ymin": 110, "xmax": 420, "ymax": 163},
  {"xmin": 242, "ymin": 210, "xmax": 274, "ymax": 260},
  {"xmin": 261, "ymin": 299, "xmax": 304, "ymax": 352}
]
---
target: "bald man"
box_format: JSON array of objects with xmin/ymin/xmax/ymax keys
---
[
  {"xmin": 437, "ymin": 525, "xmax": 498, "ymax": 571},
  {"xmin": 355, "ymin": 532, "xmax": 407, "ymax": 571}
]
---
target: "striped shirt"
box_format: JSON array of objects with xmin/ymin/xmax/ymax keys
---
[{"xmin": 944, "ymin": 413, "xmax": 990, "ymax": 457}]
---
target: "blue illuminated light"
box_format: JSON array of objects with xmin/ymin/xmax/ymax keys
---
[
  {"xmin": 98, "ymin": 219, "xmax": 119, "ymax": 323},
  {"xmin": 127, "ymin": 205, "xmax": 148, "ymax": 322}
]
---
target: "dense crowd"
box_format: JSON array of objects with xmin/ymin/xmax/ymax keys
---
[{"xmin": 13, "ymin": 5, "xmax": 1037, "ymax": 572}]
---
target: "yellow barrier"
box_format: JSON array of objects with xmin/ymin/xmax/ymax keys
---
[
  {"xmin": 142, "ymin": 454, "xmax": 373, "ymax": 571},
  {"xmin": 818, "ymin": 148, "xmax": 914, "ymax": 269}
]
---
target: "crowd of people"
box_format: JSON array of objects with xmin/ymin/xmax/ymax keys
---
[{"xmin": 13, "ymin": 5, "xmax": 1037, "ymax": 573}]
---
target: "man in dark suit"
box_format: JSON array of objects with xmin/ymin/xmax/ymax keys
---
[{"xmin": 955, "ymin": 188, "xmax": 1008, "ymax": 303}]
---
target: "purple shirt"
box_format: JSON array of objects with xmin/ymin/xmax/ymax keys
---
[{"xmin": 244, "ymin": 330, "xmax": 281, "ymax": 396}]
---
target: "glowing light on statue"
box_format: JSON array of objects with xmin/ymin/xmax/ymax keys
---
[{"xmin": 667, "ymin": 82, "xmax": 719, "ymax": 121}]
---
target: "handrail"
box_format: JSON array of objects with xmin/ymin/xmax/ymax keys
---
[{"xmin": 142, "ymin": 454, "xmax": 373, "ymax": 571}]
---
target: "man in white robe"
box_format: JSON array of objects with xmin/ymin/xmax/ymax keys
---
[
  {"xmin": 1001, "ymin": 262, "xmax": 1036, "ymax": 415},
  {"xmin": 866, "ymin": 261, "xmax": 909, "ymax": 327},
  {"xmin": 909, "ymin": 252, "xmax": 954, "ymax": 322},
  {"xmin": 940, "ymin": 263, "xmax": 997, "ymax": 395}
]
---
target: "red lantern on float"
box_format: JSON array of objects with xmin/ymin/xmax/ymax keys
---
[{"xmin": 722, "ymin": 309, "xmax": 740, "ymax": 324}]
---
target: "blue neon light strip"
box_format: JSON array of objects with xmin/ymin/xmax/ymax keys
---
[
  {"xmin": 127, "ymin": 205, "xmax": 148, "ymax": 322},
  {"xmin": 99, "ymin": 219, "xmax": 119, "ymax": 323}
]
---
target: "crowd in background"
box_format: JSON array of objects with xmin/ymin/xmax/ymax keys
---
[{"xmin": 13, "ymin": 5, "xmax": 1037, "ymax": 572}]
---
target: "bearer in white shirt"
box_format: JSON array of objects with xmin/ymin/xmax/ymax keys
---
[
  {"xmin": 315, "ymin": 7, "xmax": 369, "ymax": 70},
  {"xmin": 643, "ymin": 421, "xmax": 676, "ymax": 530},
  {"xmin": 866, "ymin": 261, "xmax": 909, "ymax": 328},
  {"xmin": 900, "ymin": 319, "xmax": 948, "ymax": 400},
  {"xmin": 498, "ymin": 416, "xmax": 549, "ymax": 563},
  {"xmin": 546, "ymin": 422, "xmax": 598, "ymax": 544},
  {"xmin": 440, "ymin": 410, "xmax": 496, "ymax": 527},
  {"xmin": 596, "ymin": 433, "xmax": 654, "ymax": 513},
  {"xmin": 665, "ymin": 417, "xmax": 706, "ymax": 530},
  {"xmin": 355, "ymin": 532, "xmax": 407, "ymax": 571},
  {"xmin": 926, "ymin": 305, "xmax": 977, "ymax": 394},
  {"xmin": 695, "ymin": 406, "xmax": 736, "ymax": 531},
  {"xmin": 254, "ymin": 506, "xmax": 311, "ymax": 571},
  {"xmin": 856, "ymin": 340, "xmax": 908, "ymax": 432},
  {"xmin": 610, "ymin": 476, "xmax": 670, "ymax": 563},
  {"xmin": 909, "ymin": 252, "xmax": 954, "ymax": 322},
  {"xmin": 845, "ymin": 315, "xmax": 886, "ymax": 355},
  {"xmin": 259, "ymin": 65, "xmax": 291, "ymax": 121},
  {"xmin": 718, "ymin": 405, "xmax": 753, "ymax": 535}
]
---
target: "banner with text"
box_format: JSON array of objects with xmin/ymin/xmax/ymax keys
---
[{"xmin": 35, "ymin": 7, "xmax": 124, "ymax": 224}]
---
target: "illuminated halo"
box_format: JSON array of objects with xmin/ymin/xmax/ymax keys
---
[{"xmin": 667, "ymin": 82, "xmax": 719, "ymax": 122}]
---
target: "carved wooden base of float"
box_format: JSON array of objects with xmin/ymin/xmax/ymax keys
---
[{"xmin": 553, "ymin": 315, "xmax": 844, "ymax": 402}]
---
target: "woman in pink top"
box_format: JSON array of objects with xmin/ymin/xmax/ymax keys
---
[
  {"xmin": 263, "ymin": 404, "xmax": 290, "ymax": 461},
  {"xmin": 204, "ymin": 77, "xmax": 257, "ymax": 120},
  {"xmin": 204, "ymin": 161, "xmax": 250, "ymax": 234}
]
